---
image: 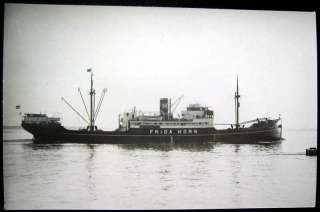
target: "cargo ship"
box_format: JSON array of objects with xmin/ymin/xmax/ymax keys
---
[{"xmin": 21, "ymin": 69, "xmax": 282, "ymax": 144}]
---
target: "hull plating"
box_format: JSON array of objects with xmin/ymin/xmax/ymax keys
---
[{"xmin": 22, "ymin": 123, "xmax": 282, "ymax": 144}]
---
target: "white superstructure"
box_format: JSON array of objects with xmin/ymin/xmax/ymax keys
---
[{"xmin": 118, "ymin": 100, "xmax": 214, "ymax": 131}]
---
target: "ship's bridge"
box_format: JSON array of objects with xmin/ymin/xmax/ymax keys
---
[{"xmin": 181, "ymin": 104, "xmax": 214, "ymax": 120}]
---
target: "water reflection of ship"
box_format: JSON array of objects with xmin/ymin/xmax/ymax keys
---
[
  {"xmin": 232, "ymin": 142, "xmax": 282, "ymax": 153},
  {"xmin": 117, "ymin": 142, "xmax": 216, "ymax": 151},
  {"xmin": 117, "ymin": 141, "xmax": 282, "ymax": 152},
  {"xmin": 23, "ymin": 143, "xmax": 63, "ymax": 150},
  {"xmin": 117, "ymin": 142, "xmax": 215, "ymax": 152},
  {"xmin": 86, "ymin": 144, "xmax": 97, "ymax": 201}
]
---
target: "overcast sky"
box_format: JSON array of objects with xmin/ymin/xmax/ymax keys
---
[{"xmin": 3, "ymin": 4, "xmax": 317, "ymax": 130}]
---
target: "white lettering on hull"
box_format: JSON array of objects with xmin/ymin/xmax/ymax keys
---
[{"xmin": 149, "ymin": 129, "xmax": 199, "ymax": 135}]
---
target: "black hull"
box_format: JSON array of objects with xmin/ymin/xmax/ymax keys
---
[{"xmin": 22, "ymin": 123, "xmax": 282, "ymax": 144}]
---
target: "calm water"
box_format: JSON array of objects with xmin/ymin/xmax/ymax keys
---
[{"xmin": 3, "ymin": 128, "xmax": 317, "ymax": 209}]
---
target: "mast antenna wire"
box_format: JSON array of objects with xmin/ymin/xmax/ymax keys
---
[
  {"xmin": 78, "ymin": 88, "xmax": 90, "ymax": 121},
  {"xmin": 94, "ymin": 88, "xmax": 107, "ymax": 122},
  {"xmin": 61, "ymin": 97, "xmax": 89, "ymax": 124}
]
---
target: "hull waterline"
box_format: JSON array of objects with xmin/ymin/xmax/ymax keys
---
[{"xmin": 22, "ymin": 123, "xmax": 282, "ymax": 144}]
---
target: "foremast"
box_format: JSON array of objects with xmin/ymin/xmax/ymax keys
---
[
  {"xmin": 87, "ymin": 68, "xmax": 108, "ymax": 132},
  {"xmin": 61, "ymin": 68, "xmax": 107, "ymax": 132}
]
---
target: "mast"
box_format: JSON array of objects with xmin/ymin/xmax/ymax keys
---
[
  {"xmin": 234, "ymin": 76, "xmax": 240, "ymax": 130},
  {"xmin": 89, "ymin": 68, "xmax": 95, "ymax": 131},
  {"xmin": 62, "ymin": 68, "xmax": 107, "ymax": 131}
]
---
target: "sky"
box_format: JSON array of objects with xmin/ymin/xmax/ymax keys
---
[{"xmin": 3, "ymin": 4, "xmax": 317, "ymax": 130}]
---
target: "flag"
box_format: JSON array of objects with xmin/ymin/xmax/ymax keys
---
[
  {"xmin": 16, "ymin": 105, "xmax": 20, "ymax": 109},
  {"xmin": 87, "ymin": 68, "xmax": 92, "ymax": 72}
]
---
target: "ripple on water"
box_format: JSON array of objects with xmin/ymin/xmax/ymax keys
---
[{"xmin": 3, "ymin": 130, "xmax": 317, "ymax": 209}]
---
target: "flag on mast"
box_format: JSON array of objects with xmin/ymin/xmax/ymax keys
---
[
  {"xmin": 16, "ymin": 105, "xmax": 21, "ymax": 109},
  {"xmin": 87, "ymin": 68, "xmax": 92, "ymax": 72}
]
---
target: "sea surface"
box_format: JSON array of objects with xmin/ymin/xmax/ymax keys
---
[{"xmin": 3, "ymin": 128, "xmax": 317, "ymax": 209}]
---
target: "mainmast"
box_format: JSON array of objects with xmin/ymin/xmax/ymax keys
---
[
  {"xmin": 88, "ymin": 68, "xmax": 95, "ymax": 131},
  {"xmin": 234, "ymin": 76, "xmax": 240, "ymax": 130}
]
